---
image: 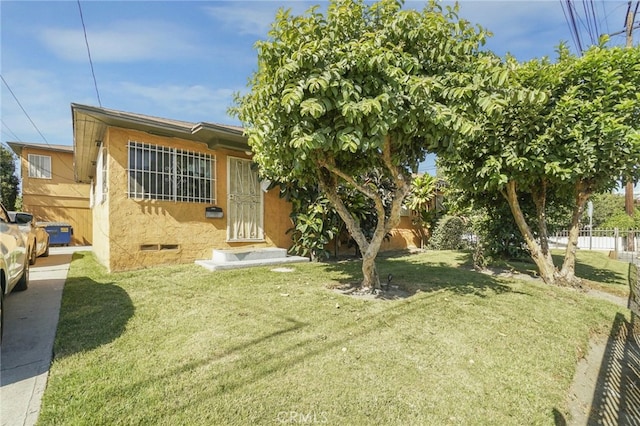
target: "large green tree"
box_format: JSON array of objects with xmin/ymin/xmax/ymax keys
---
[
  {"xmin": 233, "ymin": 0, "xmax": 504, "ymax": 290},
  {"xmin": 0, "ymin": 144, "xmax": 20, "ymax": 210},
  {"xmin": 435, "ymin": 43, "xmax": 640, "ymax": 286}
]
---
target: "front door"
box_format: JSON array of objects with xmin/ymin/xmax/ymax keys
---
[{"xmin": 227, "ymin": 157, "xmax": 263, "ymax": 241}]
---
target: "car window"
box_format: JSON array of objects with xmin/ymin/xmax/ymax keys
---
[{"xmin": 15, "ymin": 213, "xmax": 33, "ymax": 225}]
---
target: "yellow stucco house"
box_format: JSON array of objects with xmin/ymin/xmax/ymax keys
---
[
  {"xmin": 71, "ymin": 104, "xmax": 424, "ymax": 272},
  {"xmin": 7, "ymin": 141, "xmax": 92, "ymax": 245}
]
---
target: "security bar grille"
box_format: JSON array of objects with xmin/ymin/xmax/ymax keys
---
[{"xmin": 127, "ymin": 141, "xmax": 215, "ymax": 203}]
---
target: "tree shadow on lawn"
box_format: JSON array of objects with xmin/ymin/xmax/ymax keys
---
[
  {"xmin": 550, "ymin": 253, "xmax": 629, "ymax": 286},
  {"xmin": 53, "ymin": 274, "xmax": 134, "ymax": 359},
  {"xmin": 110, "ymin": 290, "xmax": 449, "ymax": 419},
  {"xmin": 321, "ymin": 251, "xmax": 516, "ymax": 299}
]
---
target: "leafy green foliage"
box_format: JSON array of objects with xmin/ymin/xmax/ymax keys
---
[
  {"xmin": 428, "ymin": 215, "xmax": 469, "ymax": 250},
  {"xmin": 590, "ymin": 193, "xmax": 625, "ymax": 228},
  {"xmin": 405, "ymin": 174, "xmax": 437, "ymax": 217},
  {"xmin": 602, "ymin": 209, "xmax": 640, "ymax": 230},
  {"xmin": 405, "ymin": 173, "xmax": 440, "ymax": 247},
  {"xmin": 471, "ymin": 204, "xmax": 528, "ymax": 264},
  {"xmin": 433, "ymin": 42, "xmax": 640, "ymax": 284},
  {"xmin": 232, "ymin": 0, "xmax": 497, "ymax": 287},
  {"xmin": 590, "ymin": 193, "xmax": 634, "ymax": 229},
  {"xmin": 287, "ymin": 195, "xmax": 339, "ymax": 261},
  {"xmin": 0, "ymin": 145, "xmax": 20, "ymax": 210},
  {"xmin": 282, "ymin": 171, "xmax": 395, "ymax": 260}
]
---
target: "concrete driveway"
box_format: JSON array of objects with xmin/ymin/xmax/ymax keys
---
[{"xmin": 1, "ymin": 246, "xmax": 90, "ymax": 426}]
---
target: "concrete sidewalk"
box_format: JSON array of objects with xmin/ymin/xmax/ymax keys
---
[{"xmin": 1, "ymin": 246, "xmax": 90, "ymax": 426}]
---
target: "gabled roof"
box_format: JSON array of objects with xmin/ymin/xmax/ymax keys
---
[
  {"xmin": 71, "ymin": 103, "xmax": 249, "ymax": 183},
  {"xmin": 6, "ymin": 141, "xmax": 74, "ymax": 155}
]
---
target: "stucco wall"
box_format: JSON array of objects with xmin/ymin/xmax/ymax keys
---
[
  {"xmin": 19, "ymin": 147, "xmax": 92, "ymax": 245},
  {"xmin": 98, "ymin": 128, "xmax": 294, "ymax": 272}
]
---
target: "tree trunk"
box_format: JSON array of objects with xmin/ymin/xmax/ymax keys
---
[
  {"xmin": 532, "ymin": 180, "xmax": 550, "ymax": 257},
  {"xmin": 315, "ymin": 138, "xmax": 411, "ymax": 291},
  {"xmin": 504, "ymin": 181, "xmax": 557, "ymax": 285},
  {"xmin": 361, "ymin": 252, "xmax": 379, "ymax": 288},
  {"xmin": 558, "ymin": 182, "xmax": 591, "ymax": 286},
  {"xmin": 318, "ymin": 172, "xmax": 381, "ymax": 289}
]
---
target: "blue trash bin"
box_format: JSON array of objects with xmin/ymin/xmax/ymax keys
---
[{"xmin": 40, "ymin": 222, "xmax": 73, "ymax": 246}]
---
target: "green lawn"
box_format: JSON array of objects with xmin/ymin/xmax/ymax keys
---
[{"xmin": 39, "ymin": 250, "xmax": 631, "ymax": 425}]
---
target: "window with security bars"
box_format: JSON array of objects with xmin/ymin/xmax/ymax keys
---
[
  {"xmin": 28, "ymin": 154, "xmax": 52, "ymax": 179},
  {"xmin": 127, "ymin": 141, "xmax": 215, "ymax": 203}
]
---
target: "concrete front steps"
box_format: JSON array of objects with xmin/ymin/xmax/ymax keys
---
[{"xmin": 195, "ymin": 247, "xmax": 309, "ymax": 271}]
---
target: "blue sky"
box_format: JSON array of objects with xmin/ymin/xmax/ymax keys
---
[{"xmin": 1, "ymin": 0, "xmax": 637, "ymax": 178}]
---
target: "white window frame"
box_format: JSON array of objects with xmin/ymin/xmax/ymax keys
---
[
  {"xmin": 28, "ymin": 154, "xmax": 52, "ymax": 179},
  {"xmin": 127, "ymin": 141, "xmax": 216, "ymax": 203}
]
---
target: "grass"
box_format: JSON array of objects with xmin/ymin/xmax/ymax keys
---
[
  {"xmin": 490, "ymin": 249, "xmax": 631, "ymax": 298},
  {"xmin": 38, "ymin": 250, "xmax": 631, "ymax": 425}
]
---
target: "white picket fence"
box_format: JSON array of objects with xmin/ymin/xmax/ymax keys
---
[{"xmin": 548, "ymin": 229, "xmax": 639, "ymax": 252}]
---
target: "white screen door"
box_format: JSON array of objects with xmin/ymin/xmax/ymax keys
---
[{"xmin": 227, "ymin": 157, "xmax": 263, "ymax": 241}]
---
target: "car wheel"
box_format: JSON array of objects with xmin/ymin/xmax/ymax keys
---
[
  {"xmin": 14, "ymin": 258, "xmax": 29, "ymax": 292},
  {"xmin": 29, "ymin": 243, "xmax": 37, "ymax": 265},
  {"xmin": 43, "ymin": 238, "xmax": 50, "ymax": 257}
]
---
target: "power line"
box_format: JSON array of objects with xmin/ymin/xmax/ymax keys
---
[
  {"xmin": 589, "ymin": 0, "xmax": 600, "ymax": 40},
  {"xmin": 598, "ymin": 0, "xmax": 611, "ymax": 36},
  {"xmin": 1, "ymin": 119, "xmax": 22, "ymax": 142},
  {"xmin": 561, "ymin": 0, "xmax": 584, "ymax": 53},
  {"xmin": 1, "ymin": 76, "xmax": 79, "ymax": 179},
  {"xmin": 1, "ymin": 74, "xmax": 51, "ymax": 146},
  {"xmin": 77, "ymin": 0, "xmax": 102, "ymax": 107}
]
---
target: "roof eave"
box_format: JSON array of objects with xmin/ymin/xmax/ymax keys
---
[{"xmin": 71, "ymin": 103, "xmax": 251, "ymax": 183}]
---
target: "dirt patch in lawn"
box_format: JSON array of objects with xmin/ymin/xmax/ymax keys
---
[{"xmin": 330, "ymin": 282, "xmax": 414, "ymax": 301}]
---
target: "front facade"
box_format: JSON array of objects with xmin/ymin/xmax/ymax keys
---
[
  {"xmin": 7, "ymin": 142, "xmax": 92, "ymax": 245},
  {"xmin": 72, "ymin": 104, "xmax": 293, "ymax": 272},
  {"xmin": 72, "ymin": 104, "xmax": 430, "ymax": 272}
]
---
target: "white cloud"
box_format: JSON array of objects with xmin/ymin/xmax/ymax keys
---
[
  {"xmin": 115, "ymin": 82, "xmax": 241, "ymax": 124},
  {"xmin": 38, "ymin": 20, "xmax": 198, "ymax": 63},
  {"xmin": 202, "ymin": 2, "xmax": 315, "ymax": 37}
]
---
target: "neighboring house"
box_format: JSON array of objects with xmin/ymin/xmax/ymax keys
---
[
  {"xmin": 7, "ymin": 141, "xmax": 92, "ymax": 245},
  {"xmin": 71, "ymin": 103, "xmax": 426, "ymax": 272}
]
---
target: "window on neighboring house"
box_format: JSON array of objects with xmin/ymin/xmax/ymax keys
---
[
  {"xmin": 28, "ymin": 154, "xmax": 52, "ymax": 179},
  {"xmin": 127, "ymin": 141, "xmax": 215, "ymax": 203}
]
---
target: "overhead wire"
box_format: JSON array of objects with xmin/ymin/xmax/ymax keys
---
[
  {"xmin": 1, "ymin": 119, "xmax": 22, "ymax": 142},
  {"xmin": 561, "ymin": 0, "xmax": 583, "ymax": 53},
  {"xmin": 0, "ymin": 77, "xmax": 81, "ymax": 183},
  {"xmin": 1, "ymin": 74, "xmax": 52, "ymax": 146},
  {"xmin": 1, "ymin": 1, "xmax": 100, "ymax": 210},
  {"xmin": 589, "ymin": 0, "xmax": 600, "ymax": 41},
  {"xmin": 579, "ymin": 0, "xmax": 594, "ymax": 44},
  {"xmin": 598, "ymin": 0, "xmax": 611, "ymax": 38},
  {"xmin": 77, "ymin": 0, "xmax": 102, "ymax": 107}
]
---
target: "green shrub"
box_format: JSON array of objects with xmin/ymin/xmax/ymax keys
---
[
  {"xmin": 601, "ymin": 209, "xmax": 640, "ymax": 230},
  {"xmin": 428, "ymin": 215, "xmax": 469, "ymax": 250}
]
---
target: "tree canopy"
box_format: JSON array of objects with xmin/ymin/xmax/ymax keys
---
[
  {"xmin": 233, "ymin": 0, "xmax": 504, "ymax": 289},
  {"xmin": 435, "ymin": 43, "xmax": 640, "ymax": 285}
]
